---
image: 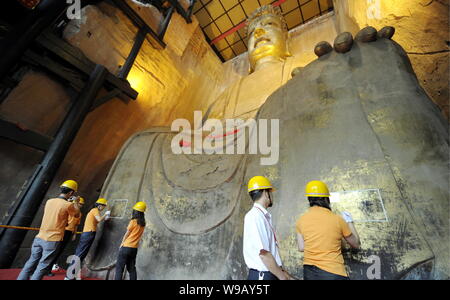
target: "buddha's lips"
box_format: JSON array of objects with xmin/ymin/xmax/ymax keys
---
[{"xmin": 254, "ymin": 37, "xmax": 271, "ymax": 48}]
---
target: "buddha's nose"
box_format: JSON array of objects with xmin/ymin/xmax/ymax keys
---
[{"xmin": 254, "ymin": 28, "xmax": 265, "ymax": 38}]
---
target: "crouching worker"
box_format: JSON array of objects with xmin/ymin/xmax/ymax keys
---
[
  {"xmin": 65, "ymin": 198, "xmax": 110, "ymax": 280},
  {"xmin": 114, "ymin": 202, "xmax": 146, "ymax": 280},
  {"xmin": 296, "ymin": 180, "xmax": 360, "ymax": 280}
]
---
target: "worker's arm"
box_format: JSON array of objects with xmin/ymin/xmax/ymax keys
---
[
  {"xmin": 120, "ymin": 230, "xmax": 131, "ymax": 248},
  {"xmin": 341, "ymin": 212, "xmax": 360, "ymax": 249},
  {"xmin": 344, "ymin": 223, "xmax": 360, "ymax": 249},
  {"xmin": 259, "ymin": 250, "xmax": 289, "ymax": 280},
  {"xmin": 296, "ymin": 233, "xmax": 304, "ymax": 252},
  {"xmin": 95, "ymin": 210, "xmax": 110, "ymax": 223},
  {"xmin": 68, "ymin": 196, "xmax": 81, "ymax": 216}
]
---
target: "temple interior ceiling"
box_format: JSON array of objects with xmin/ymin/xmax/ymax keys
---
[{"xmin": 193, "ymin": 0, "xmax": 334, "ymax": 61}]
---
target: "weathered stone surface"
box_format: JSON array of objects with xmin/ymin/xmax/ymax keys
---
[
  {"xmin": 332, "ymin": 0, "xmax": 449, "ymax": 119},
  {"xmin": 291, "ymin": 67, "xmax": 302, "ymax": 77},
  {"xmin": 6, "ymin": 3, "xmax": 227, "ymax": 267},
  {"xmin": 88, "ymin": 38, "xmax": 448, "ymax": 279},
  {"xmin": 378, "ymin": 26, "xmax": 395, "ymax": 39},
  {"xmin": 355, "ymin": 26, "xmax": 378, "ymax": 42},
  {"xmin": 334, "ymin": 32, "xmax": 353, "ymax": 53},
  {"xmin": 314, "ymin": 41, "xmax": 333, "ymax": 57}
]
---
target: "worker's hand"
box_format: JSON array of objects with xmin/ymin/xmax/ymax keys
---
[
  {"xmin": 283, "ymin": 270, "xmax": 296, "ymax": 280},
  {"xmin": 341, "ymin": 211, "xmax": 353, "ymax": 223},
  {"xmin": 72, "ymin": 234, "xmax": 76, "ymax": 241},
  {"xmin": 278, "ymin": 271, "xmax": 290, "ymax": 280},
  {"xmin": 104, "ymin": 211, "xmax": 111, "ymax": 220}
]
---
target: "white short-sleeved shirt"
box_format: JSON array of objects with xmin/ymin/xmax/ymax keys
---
[{"xmin": 243, "ymin": 203, "xmax": 283, "ymax": 271}]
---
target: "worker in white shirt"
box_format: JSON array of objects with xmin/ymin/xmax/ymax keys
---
[{"xmin": 243, "ymin": 176, "xmax": 293, "ymax": 280}]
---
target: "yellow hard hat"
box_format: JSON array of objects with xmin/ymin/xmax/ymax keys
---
[
  {"xmin": 132, "ymin": 202, "xmax": 147, "ymax": 212},
  {"xmin": 248, "ymin": 176, "xmax": 275, "ymax": 193},
  {"xmin": 60, "ymin": 180, "xmax": 78, "ymax": 192},
  {"xmin": 78, "ymin": 197, "xmax": 85, "ymax": 205},
  {"xmin": 96, "ymin": 198, "xmax": 108, "ymax": 205},
  {"xmin": 305, "ymin": 180, "xmax": 330, "ymax": 197}
]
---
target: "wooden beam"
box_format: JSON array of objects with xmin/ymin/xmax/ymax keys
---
[
  {"xmin": 35, "ymin": 31, "xmax": 139, "ymax": 100},
  {"xmin": 90, "ymin": 88, "xmax": 121, "ymax": 111},
  {"xmin": 23, "ymin": 50, "xmax": 85, "ymax": 92},
  {"xmin": 111, "ymin": 0, "xmax": 166, "ymax": 49},
  {"xmin": 0, "ymin": 119, "xmax": 53, "ymax": 151},
  {"xmin": 167, "ymin": 0, "xmax": 193, "ymax": 23}
]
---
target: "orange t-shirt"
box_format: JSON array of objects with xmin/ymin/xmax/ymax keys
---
[
  {"xmin": 83, "ymin": 208, "xmax": 100, "ymax": 232},
  {"xmin": 65, "ymin": 213, "xmax": 82, "ymax": 233},
  {"xmin": 296, "ymin": 206, "xmax": 352, "ymax": 277},
  {"xmin": 122, "ymin": 219, "xmax": 145, "ymax": 248},
  {"xmin": 36, "ymin": 198, "xmax": 78, "ymax": 242}
]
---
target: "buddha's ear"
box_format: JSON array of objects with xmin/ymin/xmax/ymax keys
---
[{"xmin": 285, "ymin": 33, "xmax": 292, "ymax": 57}]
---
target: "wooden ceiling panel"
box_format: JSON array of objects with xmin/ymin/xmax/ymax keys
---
[
  {"xmin": 205, "ymin": 0, "xmax": 225, "ymax": 19},
  {"xmin": 203, "ymin": 22, "xmax": 221, "ymax": 40},
  {"xmin": 280, "ymin": 0, "xmax": 298, "ymax": 14},
  {"xmin": 194, "ymin": 0, "xmax": 333, "ymax": 61},
  {"xmin": 215, "ymin": 14, "xmax": 233, "ymax": 33},
  {"xmin": 284, "ymin": 8, "xmax": 302, "ymax": 29},
  {"xmin": 301, "ymin": 0, "xmax": 320, "ymax": 21},
  {"xmin": 196, "ymin": 8, "xmax": 212, "ymax": 26},
  {"xmin": 228, "ymin": 5, "xmax": 246, "ymax": 25},
  {"xmin": 225, "ymin": 31, "xmax": 241, "ymax": 45},
  {"xmin": 241, "ymin": 0, "xmax": 260, "ymax": 17},
  {"xmin": 319, "ymin": 0, "xmax": 333, "ymax": 11},
  {"xmin": 220, "ymin": 47, "xmax": 235, "ymax": 60},
  {"xmin": 215, "ymin": 38, "xmax": 229, "ymax": 51},
  {"xmin": 222, "ymin": 0, "xmax": 239, "ymax": 11},
  {"xmin": 232, "ymin": 40, "xmax": 247, "ymax": 55}
]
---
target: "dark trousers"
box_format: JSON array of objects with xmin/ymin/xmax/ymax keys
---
[
  {"xmin": 115, "ymin": 247, "xmax": 138, "ymax": 280},
  {"xmin": 74, "ymin": 231, "xmax": 96, "ymax": 263},
  {"xmin": 303, "ymin": 265, "xmax": 349, "ymax": 280},
  {"xmin": 47, "ymin": 230, "xmax": 73, "ymax": 271},
  {"xmin": 247, "ymin": 269, "xmax": 279, "ymax": 280}
]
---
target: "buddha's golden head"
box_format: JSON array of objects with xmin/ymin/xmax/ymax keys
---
[{"xmin": 246, "ymin": 5, "xmax": 290, "ymax": 72}]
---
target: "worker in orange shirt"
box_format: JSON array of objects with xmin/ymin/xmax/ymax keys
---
[
  {"xmin": 17, "ymin": 180, "xmax": 81, "ymax": 280},
  {"xmin": 114, "ymin": 202, "xmax": 146, "ymax": 280},
  {"xmin": 65, "ymin": 197, "xmax": 110, "ymax": 280},
  {"xmin": 296, "ymin": 180, "xmax": 361, "ymax": 280},
  {"xmin": 47, "ymin": 196, "xmax": 85, "ymax": 276}
]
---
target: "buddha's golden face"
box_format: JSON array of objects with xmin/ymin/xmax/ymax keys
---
[{"xmin": 247, "ymin": 14, "xmax": 289, "ymax": 71}]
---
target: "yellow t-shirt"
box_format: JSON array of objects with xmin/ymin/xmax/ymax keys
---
[
  {"xmin": 65, "ymin": 213, "xmax": 82, "ymax": 233},
  {"xmin": 36, "ymin": 198, "xmax": 78, "ymax": 242},
  {"xmin": 122, "ymin": 219, "xmax": 145, "ymax": 248},
  {"xmin": 296, "ymin": 206, "xmax": 352, "ymax": 277},
  {"xmin": 83, "ymin": 208, "xmax": 100, "ymax": 232}
]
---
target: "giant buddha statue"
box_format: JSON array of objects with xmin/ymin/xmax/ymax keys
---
[
  {"xmin": 83, "ymin": 6, "xmax": 449, "ymax": 280},
  {"xmin": 205, "ymin": 5, "xmax": 292, "ymax": 121}
]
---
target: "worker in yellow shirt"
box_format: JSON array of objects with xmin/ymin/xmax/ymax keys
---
[
  {"xmin": 65, "ymin": 197, "xmax": 110, "ymax": 280},
  {"xmin": 17, "ymin": 180, "xmax": 81, "ymax": 280},
  {"xmin": 296, "ymin": 180, "xmax": 361, "ymax": 280},
  {"xmin": 47, "ymin": 196, "xmax": 85, "ymax": 276},
  {"xmin": 114, "ymin": 202, "xmax": 146, "ymax": 280}
]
